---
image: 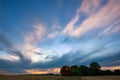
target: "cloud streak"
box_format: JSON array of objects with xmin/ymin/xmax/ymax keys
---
[
  {"xmin": 22, "ymin": 23, "xmax": 46, "ymax": 63},
  {"xmin": 63, "ymin": 0, "xmax": 120, "ymax": 37}
]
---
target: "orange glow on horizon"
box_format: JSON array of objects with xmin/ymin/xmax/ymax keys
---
[
  {"xmin": 25, "ymin": 69, "xmax": 48, "ymax": 74},
  {"xmin": 24, "ymin": 68, "xmax": 60, "ymax": 74},
  {"xmin": 52, "ymin": 68, "xmax": 60, "ymax": 74},
  {"xmin": 101, "ymin": 65, "xmax": 120, "ymax": 71}
]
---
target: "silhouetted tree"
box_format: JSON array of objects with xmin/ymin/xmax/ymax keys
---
[
  {"xmin": 89, "ymin": 62, "xmax": 101, "ymax": 75},
  {"xmin": 60, "ymin": 62, "xmax": 120, "ymax": 76},
  {"xmin": 102, "ymin": 70, "xmax": 113, "ymax": 75},
  {"xmin": 114, "ymin": 69, "xmax": 120, "ymax": 75},
  {"xmin": 60, "ymin": 66, "xmax": 71, "ymax": 76},
  {"xmin": 71, "ymin": 65, "xmax": 80, "ymax": 76},
  {"xmin": 79, "ymin": 65, "xmax": 90, "ymax": 76}
]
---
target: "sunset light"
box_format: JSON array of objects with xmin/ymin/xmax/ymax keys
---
[{"xmin": 0, "ymin": 0, "xmax": 120, "ymax": 75}]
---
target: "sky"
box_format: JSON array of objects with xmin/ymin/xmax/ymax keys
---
[{"xmin": 0, "ymin": 0, "xmax": 120, "ymax": 74}]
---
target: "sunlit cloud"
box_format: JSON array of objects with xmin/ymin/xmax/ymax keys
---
[
  {"xmin": 22, "ymin": 23, "xmax": 46, "ymax": 63},
  {"xmin": 62, "ymin": 0, "xmax": 102, "ymax": 36},
  {"xmin": 48, "ymin": 31, "xmax": 60, "ymax": 39},
  {"xmin": 0, "ymin": 52, "xmax": 20, "ymax": 62},
  {"xmin": 63, "ymin": 0, "xmax": 120, "ymax": 37}
]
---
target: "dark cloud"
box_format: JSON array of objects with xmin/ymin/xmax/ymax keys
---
[
  {"xmin": 0, "ymin": 49, "xmax": 120, "ymax": 74},
  {"xmin": 0, "ymin": 33, "xmax": 31, "ymax": 74},
  {"xmin": 0, "ymin": 51, "xmax": 31, "ymax": 69},
  {"xmin": 0, "ymin": 51, "xmax": 31, "ymax": 74},
  {"xmin": 34, "ymin": 52, "xmax": 43, "ymax": 55},
  {"xmin": 100, "ymin": 52, "xmax": 120, "ymax": 66},
  {"xmin": 31, "ymin": 50, "xmax": 120, "ymax": 69}
]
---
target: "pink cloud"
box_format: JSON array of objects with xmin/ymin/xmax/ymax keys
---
[
  {"xmin": 63, "ymin": 0, "xmax": 120, "ymax": 37},
  {"xmin": 22, "ymin": 23, "xmax": 47, "ymax": 63}
]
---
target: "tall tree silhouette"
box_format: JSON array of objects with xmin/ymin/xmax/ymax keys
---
[
  {"xmin": 79, "ymin": 65, "xmax": 90, "ymax": 76},
  {"xmin": 60, "ymin": 66, "xmax": 71, "ymax": 76},
  {"xmin": 90, "ymin": 62, "xmax": 101, "ymax": 75},
  {"xmin": 114, "ymin": 69, "xmax": 120, "ymax": 75},
  {"xmin": 71, "ymin": 65, "xmax": 80, "ymax": 76}
]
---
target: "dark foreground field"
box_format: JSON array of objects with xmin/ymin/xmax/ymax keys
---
[
  {"xmin": 82, "ymin": 76, "xmax": 120, "ymax": 80},
  {"xmin": 0, "ymin": 75, "xmax": 81, "ymax": 80},
  {"xmin": 0, "ymin": 75, "xmax": 120, "ymax": 80}
]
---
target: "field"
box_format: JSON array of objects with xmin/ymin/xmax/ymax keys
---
[
  {"xmin": 82, "ymin": 76, "xmax": 120, "ymax": 80},
  {"xmin": 0, "ymin": 75, "xmax": 120, "ymax": 80},
  {"xmin": 0, "ymin": 75, "xmax": 81, "ymax": 80}
]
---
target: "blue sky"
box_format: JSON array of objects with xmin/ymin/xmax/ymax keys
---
[{"xmin": 0, "ymin": 0, "xmax": 120, "ymax": 74}]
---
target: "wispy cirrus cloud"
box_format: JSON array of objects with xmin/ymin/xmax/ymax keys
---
[
  {"xmin": 98, "ymin": 23, "xmax": 120, "ymax": 37},
  {"xmin": 63, "ymin": 0, "xmax": 120, "ymax": 37},
  {"xmin": 0, "ymin": 33, "xmax": 13, "ymax": 51},
  {"xmin": 62, "ymin": 0, "xmax": 103, "ymax": 36},
  {"xmin": 48, "ymin": 31, "xmax": 60, "ymax": 39},
  {"xmin": 0, "ymin": 33, "xmax": 21, "ymax": 62}
]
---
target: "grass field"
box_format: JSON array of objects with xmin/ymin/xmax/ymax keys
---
[
  {"xmin": 0, "ymin": 75, "xmax": 81, "ymax": 80},
  {"xmin": 82, "ymin": 76, "xmax": 120, "ymax": 80},
  {"xmin": 0, "ymin": 75, "xmax": 120, "ymax": 80}
]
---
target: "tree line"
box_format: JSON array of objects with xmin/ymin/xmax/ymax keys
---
[{"xmin": 60, "ymin": 62, "xmax": 120, "ymax": 76}]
